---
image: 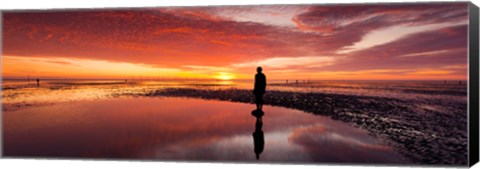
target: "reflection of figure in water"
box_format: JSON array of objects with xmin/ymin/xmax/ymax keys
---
[
  {"xmin": 251, "ymin": 109, "xmax": 265, "ymax": 160},
  {"xmin": 253, "ymin": 67, "xmax": 266, "ymax": 110},
  {"xmin": 36, "ymin": 78, "xmax": 40, "ymax": 87}
]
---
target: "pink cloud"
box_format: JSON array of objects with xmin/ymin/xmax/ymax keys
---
[{"xmin": 2, "ymin": 3, "xmax": 469, "ymax": 79}]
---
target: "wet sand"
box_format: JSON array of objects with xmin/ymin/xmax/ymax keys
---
[
  {"xmin": 3, "ymin": 97, "xmax": 405, "ymax": 164},
  {"xmin": 145, "ymin": 88, "xmax": 467, "ymax": 165}
]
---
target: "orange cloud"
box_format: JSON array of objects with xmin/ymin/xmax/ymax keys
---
[{"xmin": 1, "ymin": 4, "xmax": 469, "ymax": 80}]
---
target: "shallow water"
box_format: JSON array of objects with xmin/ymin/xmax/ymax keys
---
[
  {"xmin": 3, "ymin": 96, "xmax": 406, "ymax": 163},
  {"xmin": 1, "ymin": 79, "xmax": 466, "ymax": 112}
]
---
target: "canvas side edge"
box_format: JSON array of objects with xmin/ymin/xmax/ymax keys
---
[
  {"xmin": 0, "ymin": 10, "xmax": 4, "ymax": 158},
  {"xmin": 468, "ymin": 1, "xmax": 480, "ymax": 167}
]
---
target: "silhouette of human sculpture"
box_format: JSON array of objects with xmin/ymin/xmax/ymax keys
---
[
  {"xmin": 253, "ymin": 67, "xmax": 266, "ymax": 110},
  {"xmin": 251, "ymin": 109, "xmax": 265, "ymax": 160}
]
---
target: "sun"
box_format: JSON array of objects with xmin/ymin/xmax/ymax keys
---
[{"xmin": 214, "ymin": 72, "xmax": 235, "ymax": 81}]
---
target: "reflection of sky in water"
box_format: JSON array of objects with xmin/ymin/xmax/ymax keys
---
[{"xmin": 4, "ymin": 97, "xmax": 407, "ymax": 163}]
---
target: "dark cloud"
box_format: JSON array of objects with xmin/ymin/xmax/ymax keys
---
[
  {"xmin": 320, "ymin": 24, "xmax": 468, "ymax": 72},
  {"xmin": 292, "ymin": 3, "xmax": 467, "ymax": 33}
]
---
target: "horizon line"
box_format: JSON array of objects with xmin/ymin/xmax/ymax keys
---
[{"xmin": 1, "ymin": 77, "xmax": 469, "ymax": 81}]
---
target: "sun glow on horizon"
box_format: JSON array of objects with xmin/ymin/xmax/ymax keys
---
[
  {"xmin": 3, "ymin": 55, "xmax": 248, "ymax": 80},
  {"xmin": 1, "ymin": 55, "xmax": 467, "ymax": 81},
  {"xmin": 213, "ymin": 72, "xmax": 236, "ymax": 81}
]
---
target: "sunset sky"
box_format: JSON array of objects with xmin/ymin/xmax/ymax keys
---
[{"xmin": 2, "ymin": 2, "xmax": 469, "ymax": 80}]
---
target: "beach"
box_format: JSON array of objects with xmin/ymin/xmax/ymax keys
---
[
  {"xmin": 147, "ymin": 87, "xmax": 467, "ymax": 165},
  {"xmin": 1, "ymin": 79, "xmax": 468, "ymax": 165}
]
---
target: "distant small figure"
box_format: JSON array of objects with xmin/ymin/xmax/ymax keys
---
[
  {"xmin": 125, "ymin": 79, "xmax": 127, "ymax": 83},
  {"xmin": 459, "ymin": 81, "xmax": 462, "ymax": 85},
  {"xmin": 253, "ymin": 67, "xmax": 267, "ymax": 110},
  {"xmin": 251, "ymin": 109, "xmax": 264, "ymax": 160},
  {"xmin": 286, "ymin": 80, "xmax": 288, "ymax": 84},
  {"xmin": 36, "ymin": 78, "xmax": 40, "ymax": 86},
  {"xmin": 296, "ymin": 80, "xmax": 298, "ymax": 85}
]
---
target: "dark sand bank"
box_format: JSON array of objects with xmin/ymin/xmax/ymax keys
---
[{"xmin": 144, "ymin": 88, "xmax": 467, "ymax": 165}]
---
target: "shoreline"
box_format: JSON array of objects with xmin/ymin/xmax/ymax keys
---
[{"xmin": 144, "ymin": 88, "xmax": 467, "ymax": 165}]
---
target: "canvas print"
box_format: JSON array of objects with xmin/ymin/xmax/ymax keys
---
[{"xmin": 1, "ymin": 2, "xmax": 472, "ymax": 166}]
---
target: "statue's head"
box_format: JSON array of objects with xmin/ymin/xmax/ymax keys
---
[{"xmin": 257, "ymin": 66, "xmax": 262, "ymax": 73}]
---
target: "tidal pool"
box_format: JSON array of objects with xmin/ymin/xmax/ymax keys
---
[{"xmin": 3, "ymin": 96, "xmax": 406, "ymax": 164}]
